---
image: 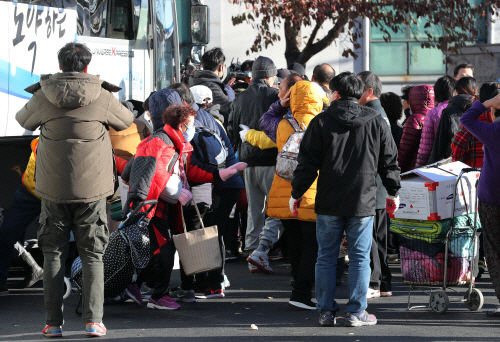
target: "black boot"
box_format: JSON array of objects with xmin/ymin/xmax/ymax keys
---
[{"xmin": 15, "ymin": 242, "xmax": 43, "ymax": 288}]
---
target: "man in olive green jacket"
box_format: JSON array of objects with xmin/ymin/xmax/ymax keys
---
[{"xmin": 16, "ymin": 42, "xmax": 133, "ymax": 338}]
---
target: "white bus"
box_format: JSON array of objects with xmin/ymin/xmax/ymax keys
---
[{"xmin": 0, "ymin": 0, "xmax": 209, "ymax": 207}]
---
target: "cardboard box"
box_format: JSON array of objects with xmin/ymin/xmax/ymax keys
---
[{"xmin": 390, "ymin": 161, "xmax": 479, "ymax": 221}]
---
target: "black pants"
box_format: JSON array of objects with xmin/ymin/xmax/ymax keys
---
[
  {"xmin": 196, "ymin": 188, "xmax": 240, "ymax": 290},
  {"xmin": 148, "ymin": 217, "xmax": 177, "ymax": 300},
  {"xmin": 179, "ymin": 204, "xmax": 208, "ymax": 290},
  {"xmin": 281, "ymin": 219, "xmax": 318, "ymax": 299},
  {"xmin": 369, "ymin": 209, "xmax": 392, "ymax": 291}
]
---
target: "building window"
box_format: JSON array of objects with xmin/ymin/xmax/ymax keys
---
[{"xmin": 370, "ymin": 1, "xmax": 486, "ymax": 76}]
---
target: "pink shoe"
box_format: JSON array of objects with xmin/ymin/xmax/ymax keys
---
[
  {"xmin": 147, "ymin": 295, "xmax": 180, "ymax": 310},
  {"xmin": 125, "ymin": 283, "xmax": 144, "ymax": 305}
]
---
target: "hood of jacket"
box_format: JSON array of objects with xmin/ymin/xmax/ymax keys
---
[
  {"xmin": 190, "ymin": 70, "xmax": 224, "ymax": 88},
  {"xmin": 149, "ymin": 88, "xmax": 183, "ymax": 131},
  {"xmin": 409, "ymin": 85, "xmax": 435, "ymax": 115},
  {"xmin": 290, "ymin": 81, "xmax": 323, "ymax": 120},
  {"xmin": 449, "ymin": 94, "xmax": 475, "ymax": 111},
  {"xmin": 328, "ymin": 98, "xmax": 380, "ymax": 130},
  {"xmin": 39, "ymin": 73, "xmax": 103, "ymax": 109}
]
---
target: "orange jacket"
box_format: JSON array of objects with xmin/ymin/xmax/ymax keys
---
[
  {"xmin": 22, "ymin": 138, "xmax": 40, "ymax": 199},
  {"xmin": 266, "ymin": 81, "xmax": 322, "ymax": 222}
]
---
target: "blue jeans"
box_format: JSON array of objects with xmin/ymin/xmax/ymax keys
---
[
  {"xmin": 0, "ymin": 185, "xmax": 41, "ymax": 285},
  {"xmin": 315, "ymin": 214, "xmax": 374, "ymax": 314}
]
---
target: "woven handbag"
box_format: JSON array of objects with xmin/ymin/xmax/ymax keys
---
[{"xmin": 173, "ymin": 199, "xmax": 222, "ymax": 276}]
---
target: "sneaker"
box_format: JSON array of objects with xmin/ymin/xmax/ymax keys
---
[
  {"xmin": 196, "ymin": 287, "xmax": 225, "ymax": 299},
  {"xmin": 42, "ymin": 325, "xmax": 62, "ymax": 337},
  {"xmin": 367, "ymin": 287, "xmax": 380, "ymax": 299},
  {"xmin": 247, "ymin": 250, "xmax": 273, "ymax": 274},
  {"xmin": 268, "ymin": 247, "xmax": 285, "ymax": 260},
  {"xmin": 0, "ymin": 284, "xmax": 8, "ymax": 297},
  {"xmin": 345, "ymin": 311, "xmax": 377, "ymax": 327},
  {"xmin": 170, "ymin": 288, "xmax": 196, "ymax": 303},
  {"xmin": 289, "ymin": 293, "xmax": 317, "ymax": 310},
  {"xmin": 319, "ymin": 311, "xmax": 336, "ymax": 326},
  {"xmin": 124, "ymin": 283, "xmax": 144, "ymax": 305},
  {"xmin": 85, "ymin": 322, "xmax": 107, "ymax": 337},
  {"xmin": 248, "ymin": 262, "xmax": 261, "ymax": 273},
  {"xmin": 147, "ymin": 295, "xmax": 180, "ymax": 310},
  {"xmin": 225, "ymin": 250, "xmax": 237, "ymax": 261},
  {"xmin": 221, "ymin": 274, "xmax": 230, "ymax": 289},
  {"xmin": 486, "ymin": 307, "xmax": 500, "ymax": 317},
  {"xmin": 381, "ymin": 291, "xmax": 393, "ymax": 297},
  {"xmin": 140, "ymin": 283, "xmax": 153, "ymax": 300}
]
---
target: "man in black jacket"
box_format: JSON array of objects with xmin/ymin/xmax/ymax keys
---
[
  {"xmin": 358, "ymin": 71, "xmax": 393, "ymax": 299},
  {"xmin": 228, "ymin": 56, "xmax": 282, "ymax": 274},
  {"xmin": 290, "ymin": 72, "xmax": 400, "ymax": 327},
  {"xmin": 189, "ymin": 48, "xmax": 234, "ymax": 128}
]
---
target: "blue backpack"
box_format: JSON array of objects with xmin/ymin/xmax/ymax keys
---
[{"xmin": 191, "ymin": 126, "xmax": 228, "ymax": 169}]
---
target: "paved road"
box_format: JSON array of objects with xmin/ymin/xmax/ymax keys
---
[{"xmin": 1, "ymin": 258, "xmax": 499, "ymax": 341}]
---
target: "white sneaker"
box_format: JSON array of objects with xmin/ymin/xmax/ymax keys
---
[
  {"xmin": 381, "ymin": 291, "xmax": 393, "ymax": 297},
  {"xmin": 247, "ymin": 250, "xmax": 273, "ymax": 274},
  {"xmin": 367, "ymin": 288, "xmax": 380, "ymax": 299},
  {"xmin": 248, "ymin": 262, "xmax": 261, "ymax": 273}
]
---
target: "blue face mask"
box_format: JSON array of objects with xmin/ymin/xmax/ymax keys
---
[{"xmin": 183, "ymin": 123, "xmax": 195, "ymax": 142}]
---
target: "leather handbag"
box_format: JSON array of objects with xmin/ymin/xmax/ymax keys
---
[{"xmin": 172, "ymin": 199, "xmax": 222, "ymax": 276}]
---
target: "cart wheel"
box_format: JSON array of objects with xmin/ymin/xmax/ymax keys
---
[
  {"xmin": 63, "ymin": 277, "xmax": 72, "ymax": 300},
  {"xmin": 430, "ymin": 290, "xmax": 449, "ymax": 313},
  {"xmin": 464, "ymin": 288, "xmax": 483, "ymax": 311}
]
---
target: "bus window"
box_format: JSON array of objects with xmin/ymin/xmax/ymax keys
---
[
  {"xmin": 154, "ymin": 0, "xmax": 176, "ymax": 90},
  {"xmin": 109, "ymin": 0, "xmax": 136, "ymax": 39}
]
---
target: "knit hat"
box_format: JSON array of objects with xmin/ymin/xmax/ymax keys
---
[
  {"xmin": 252, "ymin": 56, "xmax": 277, "ymax": 79},
  {"xmin": 190, "ymin": 85, "xmax": 213, "ymax": 104},
  {"xmin": 288, "ymin": 62, "xmax": 306, "ymax": 77},
  {"xmin": 149, "ymin": 88, "xmax": 183, "ymax": 131}
]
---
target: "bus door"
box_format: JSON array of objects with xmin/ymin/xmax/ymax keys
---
[{"xmin": 150, "ymin": 0, "xmax": 179, "ymax": 91}]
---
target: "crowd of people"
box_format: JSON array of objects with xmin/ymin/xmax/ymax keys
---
[{"xmin": 1, "ymin": 42, "xmax": 499, "ymax": 337}]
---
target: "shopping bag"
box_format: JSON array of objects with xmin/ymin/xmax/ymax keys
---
[{"xmin": 172, "ymin": 199, "xmax": 222, "ymax": 276}]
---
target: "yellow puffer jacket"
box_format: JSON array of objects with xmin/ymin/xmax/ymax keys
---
[
  {"xmin": 245, "ymin": 129, "xmax": 277, "ymax": 149},
  {"xmin": 22, "ymin": 138, "xmax": 40, "ymax": 199},
  {"xmin": 266, "ymin": 81, "xmax": 322, "ymax": 221}
]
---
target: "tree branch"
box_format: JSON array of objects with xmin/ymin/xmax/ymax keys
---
[
  {"xmin": 306, "ymin": 20, "xmax": 323, "ymax": 48},
  {"xmin": 299, "ymin": 16, "xmax": 349, "ymax": 65}
]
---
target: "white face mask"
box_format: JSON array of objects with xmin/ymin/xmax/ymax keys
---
[{"xmin": 183, "ymin": 123, "xmax": 195, "ymax": 142}]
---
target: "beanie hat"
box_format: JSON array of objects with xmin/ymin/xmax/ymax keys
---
[
  {"xmin": 190, "ymin": 85, "xmax": 213, "ymax": 104},
  {"xmin": 149, "ymin": 88, "xmax": 183, "ymax": 131},
  {"xmin": 252, "ymin": 56, "xmax": 277, "ymax": 79},
  {"xmin": 288, "ymin": 62, "xmax": 306, "ymax": 77}
]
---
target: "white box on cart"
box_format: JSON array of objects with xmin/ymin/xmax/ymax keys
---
[{"xmin": 390, "ymin": 161, "xmax": 479, "ymax": 221}]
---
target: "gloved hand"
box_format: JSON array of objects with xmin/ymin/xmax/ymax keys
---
[
  {"xmin": 386, "ymin": 195, "xmax": 400, "ymax": 215},
  {"xmin": 178, "ymin": 188, "xmax": 193, "ymax": 206},
  {"xmin": 228, "ymin": 162, "xmax": 248, "ymax": 172},
  {"xmin": 219, "ymin": 168, "xmax": 238, "ymax": 181},
  {"xmin": 289, "ymin": 196, "xmax": 303, "ymax": 217},
  {"xmin": 239, "ymin": 124, "xmax": 250, "ymax": 143}
]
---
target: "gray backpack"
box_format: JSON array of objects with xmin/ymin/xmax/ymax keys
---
[{"xmin": 275, "ymin": 118, "xmax": 306, "ymax": 182}]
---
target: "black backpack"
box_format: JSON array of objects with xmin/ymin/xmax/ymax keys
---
[{"xmin": 191, "ymin": 126, "xmax": 228, "ymax": 169}]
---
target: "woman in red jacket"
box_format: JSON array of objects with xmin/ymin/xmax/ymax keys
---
[
  {"xmin": 398, "ymin": 85, "xmax": 435, "ymax": 172},
  {"xmin": 123, "ymin": 100, "xmax": 244, "ymax": 310}
]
